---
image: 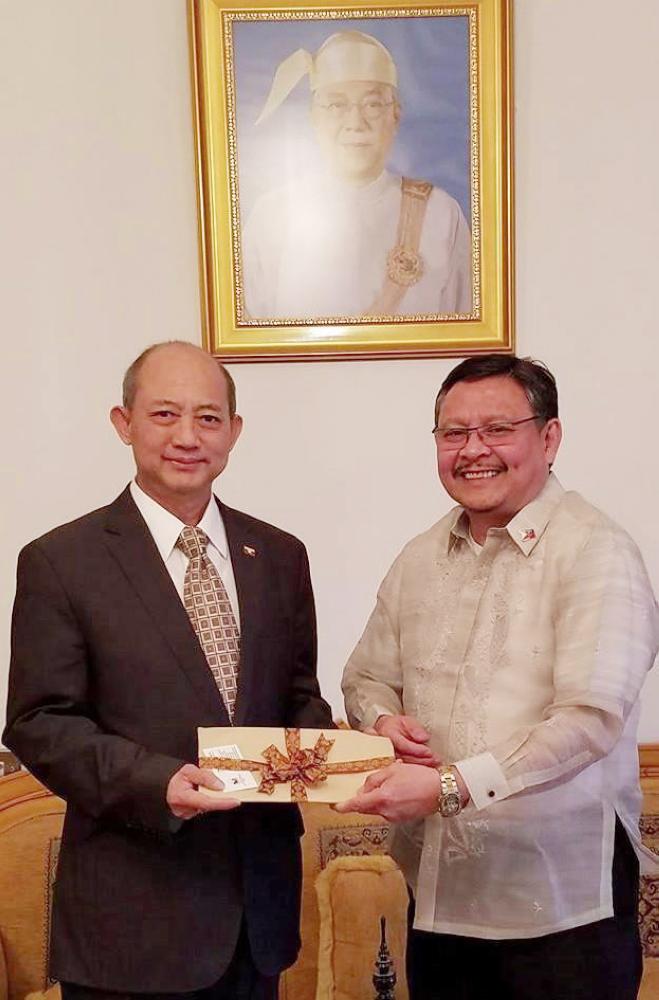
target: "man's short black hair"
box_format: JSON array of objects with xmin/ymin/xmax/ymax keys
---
[{"xmin": 434, "ymin": 354, "xmax": 558, "ymax": 427}]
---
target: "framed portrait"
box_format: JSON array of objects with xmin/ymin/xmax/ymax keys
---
[{"xmin": 189, "ymin": 0, "xmax": 513, "ymax": 361}]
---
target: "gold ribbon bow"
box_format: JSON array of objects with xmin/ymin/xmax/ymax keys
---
[{"xmin": 200, "ymin": 728, "xmax": 394, "ymax": 802}]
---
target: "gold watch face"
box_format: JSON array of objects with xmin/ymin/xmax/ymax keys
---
[{"xmin": 439, "ymin": 792, "xmax": 461, "ymax": 818}]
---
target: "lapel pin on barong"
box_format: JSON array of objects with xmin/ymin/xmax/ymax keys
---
[
  {"xmin": 242, "ymin": 545, "xmax": 257, "ymax": 558},
  {"xmin": 520, "ymin": 528, "xmax": 536, "ymax": 542}
]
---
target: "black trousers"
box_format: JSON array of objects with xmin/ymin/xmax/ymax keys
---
[
  {"xmin": 406, "ymin": 818, "xmax": 643, "ymax": 1000},
  {"xmin": 60, "ymin": 922, "xmax": 279, "ymax": 1000}
]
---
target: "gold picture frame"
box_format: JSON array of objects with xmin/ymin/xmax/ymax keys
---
[{"xmin": 189, "ymin": 0, "xmax": 513, "ymax": 361}]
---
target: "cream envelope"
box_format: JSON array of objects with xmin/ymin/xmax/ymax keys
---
[{"xmin": 197, "ymin": 727, "xmax": 395, "ymax": 804}]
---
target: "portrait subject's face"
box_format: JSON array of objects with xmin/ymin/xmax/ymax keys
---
[
  {"xmin": 310, "ymin": 81, "xmax": 400, "ymax": 184},
  {"xmin": 435, "ymin": 376, "xmax": 562, "ymax": 541},
  {"xmin": 110, "ymin": 345, "xmax": 242, "ymax": 516}
]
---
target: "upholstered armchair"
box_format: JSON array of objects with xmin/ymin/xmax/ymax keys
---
[{"xmin": 0, "ymin": 771, "xmax": 64, "ymax": 1000}]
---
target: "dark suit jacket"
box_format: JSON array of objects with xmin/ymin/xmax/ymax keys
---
[{"xmin": 3, "ymin": 488, "xmax": 333, "ymax": 992}]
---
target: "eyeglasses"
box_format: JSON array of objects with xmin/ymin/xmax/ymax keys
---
[
  {"xmin": 432, "ymin": 416, "xmax": 542, "ymax": 449},
  {"xmin": 313, "ymin": 97, "xmax": 395, "ymax": 122}
]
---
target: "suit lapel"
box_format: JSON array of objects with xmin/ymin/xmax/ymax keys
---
[
  {"xmin": 102, "ymin": 488, "xmax": 231, "ymax": 722},
  {"xmin": 221, "ymin": 502, "xmax": 265, "ymax": 726}
]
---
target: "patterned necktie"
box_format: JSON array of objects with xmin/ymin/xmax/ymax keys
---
[{"xmin": 177, "ymin": 525, "xmax": 240, "ymax": 720}]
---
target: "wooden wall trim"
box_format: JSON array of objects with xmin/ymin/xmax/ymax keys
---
[
  {"xmin": 640, "ymin": 743, "xmax": 659, "ymax": 780},
  {"xmin": 638, "ymin": 743, "xmax": 659, "ymax": 805}
]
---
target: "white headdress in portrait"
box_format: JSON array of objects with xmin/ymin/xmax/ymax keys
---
[{"xmin": 255, "ymin": 30, "xmax": 398, "ymax": 125}]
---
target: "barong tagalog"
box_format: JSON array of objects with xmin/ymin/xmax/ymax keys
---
[{"xmin": 198, "ymin": 726, "xmax": 395, "ymax": 803}]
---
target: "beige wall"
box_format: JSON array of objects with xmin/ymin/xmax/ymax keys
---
[{"xmin": 1, "ymin": 0, "xmax": 658, "ymax": 739}]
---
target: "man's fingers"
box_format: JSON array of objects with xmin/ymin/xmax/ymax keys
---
[
  {"xmin": 332, "ymin": 798, "xmax": 357, "ymax": 814},
  {"xmin": 399, "ymin": 739, "xmax": 433, "ymax": 756},
  {"xmin": 391, "ymin": 734, "xmax": 435, "ymax": 759},
  {"xmin": 362, "ymin": 774, "xmax": 382, "ymax": 793},
  {"xmin": 397, "ymin": 743, "xmax": 438, "ymax": 761},
  {"xmin": 174, "ymin": 788, "xmax": 241, "ymax": 816},
  {"xmin": 400, "ymin": 718, "xmax": 431, "ymax": 742},
  {"xmin": 193, "ymin": 766, "xmax": 225, "ymax": 791},
  {"xmin": 198, "ymin": 794, "xmax": 241, "ymax": 812},
  {"xmin": 334, "ymin": 793, "xmax": 370, "ymax": 814},
  {"xmin": 167, "ymin": 764, "xmax": 240, "ymax": 818},
  {"xmin": 335, "ymin": 768, "xmax": 398, "ymax": 815},
  {"xmin": 334, "ymin": 787, "xmax": 386, "ymax": 815},
  {"xmin": 399, "ymin": 752, "xmax": 440, "ymax": 766},
  {"xmin": 362, "ymin": 766, "xmax": 392, "ymax": 792},
  {"xmin": 376, "ymin": 715, "xmax": 433, "ymax": 755},
  {"xmin": 191, "ymin": 775, "xmax": 241, "ymax": 811}
]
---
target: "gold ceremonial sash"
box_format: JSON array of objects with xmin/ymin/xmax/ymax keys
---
[{"xmin": 365, "ymin": 176, "xmax": 432, "ymax": 317}]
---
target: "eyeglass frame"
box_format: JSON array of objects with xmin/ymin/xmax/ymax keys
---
[
  {"xmin": 311, "ymin": 96, "xmax": 396, "ymax": 122},
  {"xmin": 432, "ymin": 415, "xmax": 545, "ymax": 448}
]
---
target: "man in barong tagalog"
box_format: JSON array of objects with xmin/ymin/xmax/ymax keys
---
[
  {"xmin": 241, "ymin": 30, "xmax": 472, "ymax": 321},
  {"xmin": 339, "ymin": 354, "xmax": 659, "ymax": 999}
]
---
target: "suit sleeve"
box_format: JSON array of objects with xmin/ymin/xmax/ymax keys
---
[
  {"xmin": 284, "ymin": 542, "xmax": 333, "ymax": 729},
  {"xmin": 3, "ymin": 542, "xmax": 185, "ymax": 832}
]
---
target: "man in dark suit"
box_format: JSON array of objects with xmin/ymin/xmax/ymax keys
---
[{"xmin": 3, "ymin": 340, "xmax": 333, "ymax": 1000}]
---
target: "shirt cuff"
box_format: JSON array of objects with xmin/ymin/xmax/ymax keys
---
[
  {"xmin": 359, "ymin": 705, "xmax": 395, "ymax": 730},
  {"xmin": 453, "ymin": 752, "xmax": 511, "ymax": 810}
]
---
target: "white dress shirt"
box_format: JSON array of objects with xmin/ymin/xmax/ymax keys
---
[
  {"xmin": 343, "ymin": 475, "xmax": 659, "ymax": 939},
  {"xmin": 129, "ymin": 481, "xmax": 240, "ymax": 626},
  {"xmin": 242, "ymin": 169, "xmax": 472, "ymax": 320}
]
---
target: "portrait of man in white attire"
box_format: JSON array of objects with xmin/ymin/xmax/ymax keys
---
[{"xmin": 236, "ymin": 19, "xmax": 473, "ymax": 323}]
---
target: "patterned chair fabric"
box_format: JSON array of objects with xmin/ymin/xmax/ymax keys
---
[{"xmin": 640, "ymin": 815, "xmax": 659, "ymax": 959}]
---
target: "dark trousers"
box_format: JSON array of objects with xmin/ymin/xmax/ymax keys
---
[
  {"xmin": 407, "ymin": 818, "xmax": 643, "ymax": 1000},
  {"xmin": 60, "ymin": 923, "xmax": 279, "ymax": 1000}
]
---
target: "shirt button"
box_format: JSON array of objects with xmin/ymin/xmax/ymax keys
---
[{"xmin": 488, "ymin": 790, "xmax": 495, "ymax": 798}]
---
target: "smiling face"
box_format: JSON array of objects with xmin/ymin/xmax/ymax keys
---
[
  {"xmin": 110, "ymin": 343, "xmax": 242, "ymax": 524},
  {"xmin": 435, "ymin": 376, "xmax": 562, "ymax": 542},
  {"xmin": 310, "ymin": 80, "xmax": 399, "ymax": 184}
]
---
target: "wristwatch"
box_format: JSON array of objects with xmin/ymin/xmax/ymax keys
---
[{"xmin": 436, "ymin": 766, "xmax": 462, "ymax": 818}]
